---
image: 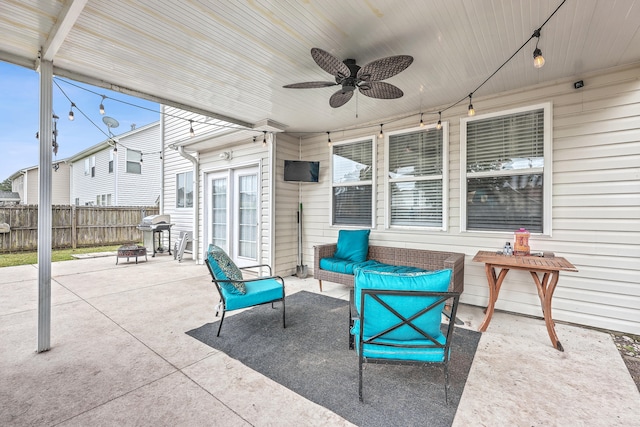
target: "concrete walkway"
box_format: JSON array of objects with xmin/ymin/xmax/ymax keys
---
[{"xmin": 1, "ymin": 255, "xmax": 638, "ymax": 426}]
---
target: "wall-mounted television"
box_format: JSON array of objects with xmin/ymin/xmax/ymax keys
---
[{"xmin": 284, "ymin": 160, "xmax": 320, "ymax": 182}]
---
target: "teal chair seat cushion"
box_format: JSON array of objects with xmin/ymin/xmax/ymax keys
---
[
  {"xmin": 333, "ymin": 229, "xmax": 370, "ymax": 263},
  {"xmin": 207, "ymin": 244, "xmax": 245, "ymax": 295},
  {"xmin": 223, "ymin": 278, "xmax": 284, "ymax": 310},
  {"xmin": 350, "ymin": 325, "xmax": 446, "ymax": 362}
]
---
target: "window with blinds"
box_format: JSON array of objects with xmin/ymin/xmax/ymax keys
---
[
  {"xmin": 331, "ymin": 138, "xmax": 374, "ymax": 226},
  {"xmin": 387, "ymin": 125, "xmax": 446, "ymax": 228},
  {"xmin": 462, "ymin": 104, "xmax": 550, "ymax": 233}
]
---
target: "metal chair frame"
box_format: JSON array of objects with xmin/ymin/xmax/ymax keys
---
[
  {"xmin": 205, "ymin": 258, "xmax": 285, "ymax": 337},
  {"xmin": 354, "ymin": 289, "xmax": 460, "ymax": 403}
]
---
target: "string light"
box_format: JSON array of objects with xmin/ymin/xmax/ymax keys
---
[
  {"xmin": 189, "ymin": 120, "xmax": 195, "ymax": 137},
  {"xmin": 47, "ymin": 1, "xmax": 566, "ymax": 149},
  {"xmin": 99, "ymin": 95, "xmax": 106, "ymax": 115},
  {"xmin": 327, "ymin": 131, "xmax": 331, "ymax": 147},
  {"xmin": 262, "ymin": 131, "xmax": 267, "ymax": 147},
  {"xmin": 533, "ymin": 29, "xmax": 545, "ymax": 68},
  {"xmin": 140, "ymin": 153, "xmax": 143, "ymax": 163}
]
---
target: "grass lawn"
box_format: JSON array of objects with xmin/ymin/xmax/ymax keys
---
[{"xmin": 0, "ymin": 245, "xmax": 123, "ymax": 268}]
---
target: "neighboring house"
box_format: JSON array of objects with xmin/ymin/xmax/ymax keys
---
[
  {"xmin": 68, "ymin": 122, "xmax": 160, "ymax": 206},
  {"xmin": 161, "ymin": 63, "xmax": 640, "ymax": 337},
  {"xmin": 0, "ymin": 191, "xmax": 21, "ymax": 206},
  {"xmin": 9, "ymin": 159, "xmax": 71, "ymax": 205}
]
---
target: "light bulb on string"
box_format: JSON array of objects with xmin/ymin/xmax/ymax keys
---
[
  {"xmin": 419, "ymin": 113, "xmax": 425, "ymax": 128},
  {"xmin": 378, "ymin": 124, "xmax": 384, "ymax": 139},
  {"xmin": 99, "ymin": 95, "xmax": 106, "ymax": 115},
  {"xmin": 327, "ymin": 131, "xmax": 332, "ymax": 147},
  {"xmin": 68, "ymin": 103, "xmax": 75, "ymax": 121},
  {"xmin": 262, "ymin": 131, "xmax": 267, "ymax": 147},
  {"xmin": 532, "ymin": 29, "xmax": 545, "ymax": 69},
  {"xmin": 467, "ymin": 94, "xmax": 475, "ymax": 117},
  {"xmin": 189, "ymin": 120, "xmax": 195, "ymax": 137},
  {"xmin": 436, "ymin": 111, "xmax": 442, "ymax": 130}
]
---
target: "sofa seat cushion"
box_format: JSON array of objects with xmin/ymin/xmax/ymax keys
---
[
  {"xmin": 319, "ymin": 258, "xmax": 428, "ymax": 276},
  {"xmin": 319, "ymin": 258, "xmax": 379, "ymax": 275},
  {"xmin": 223, "ymin": 278, "xmax": 284, "ymax": 310}
]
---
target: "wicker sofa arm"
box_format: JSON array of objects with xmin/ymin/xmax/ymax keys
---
[
  {"xmin": 443, "ymin": 252, "xmax": 465, "ymax": 294},
  {"xmin": 314, "ymin": 244, "xmax": 337, "ymax": 279}
]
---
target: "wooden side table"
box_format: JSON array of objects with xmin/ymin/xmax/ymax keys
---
[
  {"xmin": 472, "ymin": 250, "xmax": 578, "ymax": 351},
  {"xmin": 116, "ymin": 245, "xmax": 148, "ymax": 264}
]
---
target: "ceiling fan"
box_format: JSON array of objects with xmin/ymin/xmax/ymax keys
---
[{"xmin": 283, "ymin": 48, "xmax": 413, "ymax": 108}]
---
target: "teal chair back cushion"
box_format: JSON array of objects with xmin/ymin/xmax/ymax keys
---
[
  {"xmin": 333, "ymin": 229, "xmax": 370, "ymax": 263},
  {"xmin": 207, "ymin": 244, "xmax": 246, "ymax": 294},
  {"xmin": 353, "ymin": 269, "xmax": 452, "ymax": 360}
]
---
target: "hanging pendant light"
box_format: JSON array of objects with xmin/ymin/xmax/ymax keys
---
[
  {"xmin": 419, "ymin": 113, "xmax": 425, "ymax": 128},
  {"xmin": 436, "ymin": 112, "xmax": 442, "ymax": 130}
]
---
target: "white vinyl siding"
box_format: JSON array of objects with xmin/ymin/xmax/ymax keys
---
[
  {"xmin": 161, "ymin": 105, "xmax": 274, "ymax": 268},
  {"xmin": 70, "ymin": 122, "xmax": 160, "ymax": 206},
  {"xmin": 386, "ymin": 123, "xmax": 448, "ymax": 230},
  {"xmin": 300, "ymin": 65, "xmax": 640, "ymax": 336}
]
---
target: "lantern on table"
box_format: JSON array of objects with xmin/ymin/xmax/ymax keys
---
[{"xmin": 514, "ymin": 228, "xmax": 530, "ymax": 256}]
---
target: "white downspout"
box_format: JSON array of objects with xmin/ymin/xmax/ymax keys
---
[{"xmin": 177, "ymin": 146, "xmax": 199, "ymax": 264}]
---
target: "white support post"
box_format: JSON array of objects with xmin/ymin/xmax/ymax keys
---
[{"xmin": 37, "ymin": 59, "xmax": 53, "ymax": 353}]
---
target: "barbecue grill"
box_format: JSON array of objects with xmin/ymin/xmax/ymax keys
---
[{"xmin": 137, "ymin": 214, "xmax": 173, "ymax": 257}]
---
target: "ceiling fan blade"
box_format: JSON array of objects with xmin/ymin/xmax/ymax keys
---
[
  {"xmin": 283, "ymin": 81, "xmax": 337, "ymax": 89},
  {"xmin": 357, "ymin": 55, "xmax": 413, "ymax": 81},
  {"xmin": 311, "ymin": 48, "xmax": 351, "ymax": 79},
  {"xmin": 358, "ymin": 81, "xmax": 404, "ymax": 99},
  {"xmin": 329, "ymin": 89, "xmax": 354, "ymax": 108}
]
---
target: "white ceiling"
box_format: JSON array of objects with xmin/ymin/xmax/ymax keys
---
[{"xmin": 2, "ymin": 0, "xmax": 640, "ymax": 137}]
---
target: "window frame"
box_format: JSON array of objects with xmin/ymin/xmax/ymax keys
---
[
  {"xmin": 126, "ymin": 149, "xmax": 142, "ymax": 174},
  {"xmin": 460, "ymin": 102, "xmax": 553, "ymax": 235},
  {"xmin": 384, "ymin": 122, "xmax": 449, "ymax": 231},
  {"xmin": 329, "ymin": 135, "xmax": 376, "ymax": 228},
  {"xmin": 176, "ymin": 170, "xmax": 194, "ymax": 208}
]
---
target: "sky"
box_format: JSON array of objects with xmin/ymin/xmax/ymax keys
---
[{"xmin": 0, "ymin": 61, "xmax": 160, "ymax": 181}]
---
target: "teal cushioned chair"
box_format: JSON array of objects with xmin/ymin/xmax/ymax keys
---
[
  {"xmin": 205, "ymin": 244, "xmax": 285, "ymax": 336},
  {"xmin": 351, "ymin": 268, "xmax": 460, "ymax": 403}
]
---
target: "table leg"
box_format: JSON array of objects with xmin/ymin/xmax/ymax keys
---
[
  {"xmin": 530, "ymin": 271, "xmax": 564, "ymax": 351},
  {"xmin": 479, "ymin": 264, "xmax": 509, "ymax": 332}
]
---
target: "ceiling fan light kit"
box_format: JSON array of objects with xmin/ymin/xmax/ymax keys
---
[{"xmin": 284, "ymin": 48, "xmax": 413, "ymax": 108}]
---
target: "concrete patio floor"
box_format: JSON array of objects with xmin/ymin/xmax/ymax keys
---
[{"xmin": 1, "ymin": 254, "xmax": 638, "ymax": 426}]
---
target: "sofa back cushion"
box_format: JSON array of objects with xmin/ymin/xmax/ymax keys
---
[{"xmin": 334, "ymin": 229, "xmax": 370, "ymax": 263}]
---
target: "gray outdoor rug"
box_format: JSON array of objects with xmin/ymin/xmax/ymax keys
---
[{"xmin": 186, "ymin": 290, "xmax": 480, "ymax": 427}]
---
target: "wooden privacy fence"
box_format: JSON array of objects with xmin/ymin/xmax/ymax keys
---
[{"xmin": 0, "ymin": 205, "xmax": 159, "ymax": 253}]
